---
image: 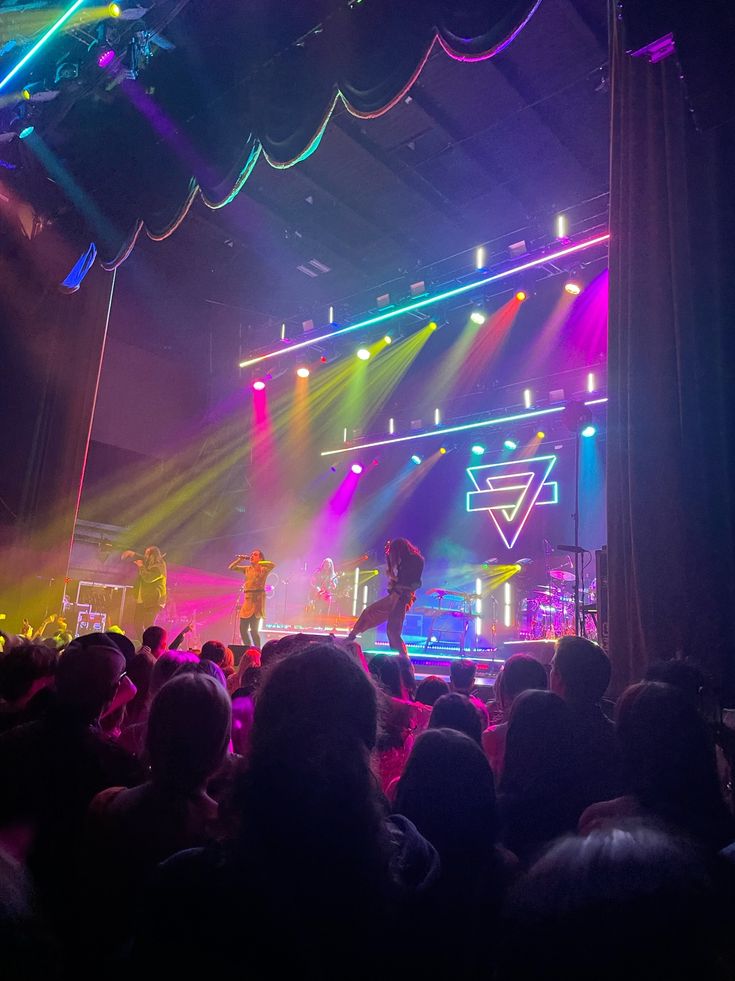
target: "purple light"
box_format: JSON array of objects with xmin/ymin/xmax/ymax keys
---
[
  {"xmin": 97, "ymin": 48, "xmax": 115, "ymax": 68},
  {"xmin": 351, "ymin": 463, "xmax": 364, "ymax": 475}
]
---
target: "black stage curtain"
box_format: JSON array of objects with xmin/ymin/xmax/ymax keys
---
[
  {"xmin": 0, "ymin": 223, "xmax": 114, "ymax": 628},
  {"xmin": 12, "ymin": 0, "xmax": 539, "ymax": 269},
  {"xmin": 607, "ymin": 15, "xmax": 735, "ymax": 696}
]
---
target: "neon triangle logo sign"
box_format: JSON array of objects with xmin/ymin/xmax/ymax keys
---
[{"xmin": 466, "ymin": 455, "xmax": 558, "ymax": 549}]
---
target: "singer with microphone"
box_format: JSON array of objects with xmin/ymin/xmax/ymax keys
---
[
  {"xmin": 121, "ymin": 546, "xmax": 167, "ymax": 636},
  {"xmin": 228, "ymin": 549, "xmax": 276, "ymax": 649}
]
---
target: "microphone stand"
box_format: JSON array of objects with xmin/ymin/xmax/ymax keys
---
[{"xmin": 231, "ymin": 584, "xmax": 244, "ymax": 645}]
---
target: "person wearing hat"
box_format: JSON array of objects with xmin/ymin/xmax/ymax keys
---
[{"xmin": 0, "ymin": 638, "xmax": 143, "ymax": 925}]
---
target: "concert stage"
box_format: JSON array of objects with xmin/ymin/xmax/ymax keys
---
[{"xmin": 1, "ymin": 0, "xmax": 611, "ymax": 657}]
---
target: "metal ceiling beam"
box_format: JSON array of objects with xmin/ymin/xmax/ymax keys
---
[
  {"xmin": 333, "ymin": 110, "xmax": 467, "ymax": 230},
  {"xmin": 296, "ymin": 157, "xmax": 423, "ymax": 258},
  {"xmin": 243, "ymin": 181, "xmax": 369, "ymax": 278},
  {"xmin": 489, "ymin": 58, "xmax": 596, "ymax": 180},
  {"xmin": 408, "ymin": 82, "xmax": 535, "ymax": 214}
]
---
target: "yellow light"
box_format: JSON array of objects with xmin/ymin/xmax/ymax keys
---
[
  {"xmin": 427, "ymin": 321, "xmax": 438, "ymax": 331},
  {"xmin": 564, "ymin": 280, "xmax": 582, "ymax": 296},
  {"xmin": 439, "ymin": 447, "xmax": 447, "ymax": 455},
  {"xmin": 536, "ymin": 431, "xmax": 546, "ymax": 439},
  {"xmin": 296, "ymin": 366, "xmax": 310, "ymax": 378},
  {"xmin": 21, "ymin": 87, "xmax": 31, "ymax": 100},
  {"xmin": 356, "ymin": 348, "xmax": 371, "ymax": 360},
  {"xmin": 108, "ymin": 2, "xmax": 121, "ymax": 16},
  {"xmin": 515, "ymin": 290, "xmax": 527, "ymax": 302},
  {"xmin": 383, "ymin": 335, "xmax": 392, "ymax": 344}
]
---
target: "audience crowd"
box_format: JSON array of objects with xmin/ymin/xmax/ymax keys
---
[{"xmin": 1, "ymin": 618, "xmax": 735, "ymax": 979}]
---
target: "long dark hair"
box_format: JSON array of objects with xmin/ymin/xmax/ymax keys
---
[
  {"xmin": 499, "ymin": 689, "xmax": 580, "ymax": 859},
  {"xmin": 387, "ymin": 537, "xmax": 422, "ymax": 563},
  {"xmin": 616, "ymin": 682, "xmax": 733, "ymax": 848},
  {"xmin": 234, "ymin": 645, "xmax": 390, "ymax": 904}
]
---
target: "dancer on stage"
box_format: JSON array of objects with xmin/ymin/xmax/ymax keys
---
[
  {"xmin": 121, "ymin": 546, "xmax": 167, "ymax": 636},
  {"xmin": 228, "ymin": 549, "xmax": 275, "ymax": 648},
  {"xmin": 346, "ymin": 538, "xmax": 424, "ymax": 658}
]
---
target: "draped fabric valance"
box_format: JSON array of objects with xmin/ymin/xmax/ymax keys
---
[{"xmin": 40, "ymin": 0, "xmax": 540, "ymax": 269}]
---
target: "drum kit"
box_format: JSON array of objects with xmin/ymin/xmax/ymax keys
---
[
  {"xmin": 414, "ymin": 587, "xmax": 481, "ymax": 655},
  {"xmin": 519, "ymin": 555, "xmax": 597, "ymax": 641}
]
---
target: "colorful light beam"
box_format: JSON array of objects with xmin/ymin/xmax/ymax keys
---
[
  {"xmin": 0, "ymin": 0, "xmax": 86, "ymax": 92},
  {"xmin": 238, "ymin": 233, "xmax": 610, "ymax": 367}
]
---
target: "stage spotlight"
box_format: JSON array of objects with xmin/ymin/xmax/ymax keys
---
[
  {"xmin": 536, "ymin": 431, "xmax": 546, "ymax": 439},
  {"xmin": 107, "ymin": 2, "xmax": 121, "ymax": 16},
  {"xmin": 383, "ymin": 335, "xmax": 392, "ymax": 344},
  {"xmin": 427, "ymin": 321, "xmax": 438, "ymax": 331},
  {"xmin": 351, "ymin": 463, "xmax": 364, "ymax": 474},
  {"xmin": 563, "ymin": 400, "xmax": 594, "ymax": 437},
  {"xmin": 356, "ymin": 348, "xmax": 371, "ymax": 361},
  {"xmin": 21, "ymin": 88, "xmax": 30, "ymax": 100},
  {"xmin": 411, "ymin": 454, "xmax": 422, "ymax": 465},
  {"xmin": 330, "ymin": 466, "xmax": 337, "ymax": 473},
  {"xmin": 251, "ymin": 379, "xmax": 266, "ymax": 391},
  {"xmin": 470, "ymin": 310, "xmax": 486, "ymax": 325},
  {"xmin": 504, "ymin": 439, "xmax": 518, "ymax": 451},
  {"xmin": 296, "ymin": 366, "xmax": 310, "ymax": 378},
  {"xmin": 96, "ymin": 47, "xmax": 116, "ymax": 68},
  {"xmin": 515, "ymin": 290, "xmax": 527, "ymax": 302},
  {"xmin": 556, "ymin": 213, "xmax": 568, "ymax": 239},
  {"xmin": 471, "ymin": 444, "xmax": 485, "ymax": 456},
  {"xmin": 564, "ymin": 279, "xmax": 582, "ymax": 295},
  {"xmin": 320, "ymin": 355, "xmax": 327, "ymax": 363},
  {"xmin": 439, "ymin": 447, "xmax": 447, "ymax": 455},
  {"xmin": 18, "ymin": 125, "xmax": 34, "ymax": 139}
]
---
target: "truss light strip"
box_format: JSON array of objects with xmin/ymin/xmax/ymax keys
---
[
  {"xmin": 239, "ymin": 232, "xmax": 610, "ymax": 368},
  {"xmin": 321, "ymin": 406, "xmax": 565, "ymax": 457},
  {"xmin": 0, "ymin": 0, "xmax": 86, "ymax": 91},
  {"xmin": 321, "ymin": 398, "xmax": 608, "ymax": 458}
]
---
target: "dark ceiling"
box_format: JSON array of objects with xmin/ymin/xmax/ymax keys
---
[
  {"xmin": 132, "ymin": 0, "xmax": 609, "ymax": 345},
  {"xmin": 1, "ymin": 0, "xmax": 609, "ymax": 358}
]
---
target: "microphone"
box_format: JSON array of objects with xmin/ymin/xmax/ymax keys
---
[{"xmin": 556, "ymin": 544, "xmax": 586, "ymax": 554}]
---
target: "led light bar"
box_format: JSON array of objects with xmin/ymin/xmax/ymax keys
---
[
  {"xmin": 321, "ymin": 406, "xmax": 565, "ymax": 457},
  {"xmin": 239, "ymin": 232, "xmax": 610, "ymax": 368},
  {"xmin": 0, "ymin": 0, "xmax": 86, "ymax": 91},
  {"xmin": 320, "ymin": 398, "xmax": 608, "ymax": 458}
]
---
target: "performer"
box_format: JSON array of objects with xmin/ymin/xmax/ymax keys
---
[
  {"xmin": 346, "ymin": 538, "xmax": 424, "ymax": 658},
  {"xmin": 122, "ymin": 546, "xmax": 167, "ymax": 636},
  {"xmin": 228, "ymin": 549, "xmax": 275, "ymax": 648},
  {"xmin": 310, "ymin": 556, "xmax": 338, "ymax": 615}
]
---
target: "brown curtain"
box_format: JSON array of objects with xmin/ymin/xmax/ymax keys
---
[{"xmin": 607, "ymin": 15, "xmax": 735, "ymax": 696}]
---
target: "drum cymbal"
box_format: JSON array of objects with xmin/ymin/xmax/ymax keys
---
[{"xmin": 550, "ymin": 568, "xmax": 575, "ymax": 582}]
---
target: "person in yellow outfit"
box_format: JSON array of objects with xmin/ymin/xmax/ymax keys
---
[{"xmin": 228, "ymin": 549, "xmax": 275, "ymax": 649}]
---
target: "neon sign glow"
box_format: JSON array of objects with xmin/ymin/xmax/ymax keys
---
[{"xmin": 466, "ymin": 454, "xmax": 558, "ymax": 550}]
